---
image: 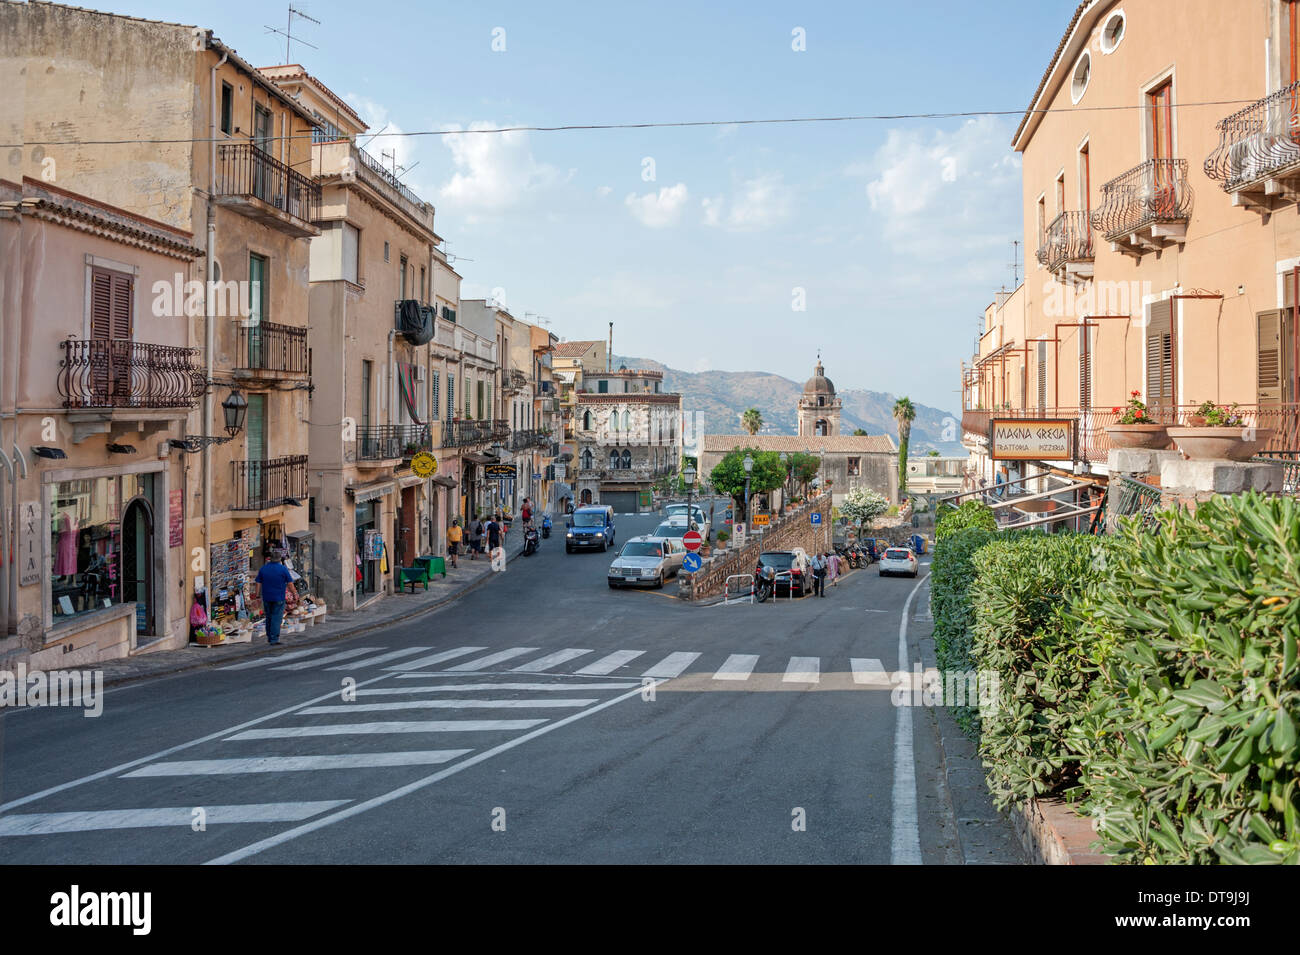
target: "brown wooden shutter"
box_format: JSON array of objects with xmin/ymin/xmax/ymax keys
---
[
  {"xmin": 1037, "ymin": 341, "xmax": 1048, "ymax": 412},
  {"xmin": 1078, "ymin": 324, "xmax": 1093, "ymax": 411},
  {"xmin": 110, "ymin": 272, "xmax": 132, "ymax": 339},
  {"xmin": 1146, "ymin": 300, "xmax": 1173, "ymax": 415},
  {"xmin": 1258, "ymin": 310, "xmax": 1282, "ymax": 405},
  {"xmin": 90, "ymin": 269, "xmax": 113, "ymax": 340}
]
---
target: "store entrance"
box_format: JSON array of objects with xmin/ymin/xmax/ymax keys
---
[
  {"xmin": 355, "ymin": 500, "xmax": 377, "ymax": 601},
  {"xmin": 120, "ymin": 497, "xmax": 153, "ymax": 637}
]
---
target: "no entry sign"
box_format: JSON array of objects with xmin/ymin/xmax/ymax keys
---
[{"xmin": 682, "ymin": 530, "xmax": 703, "ymax": 552}]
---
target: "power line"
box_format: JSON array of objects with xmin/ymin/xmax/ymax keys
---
[{"xmin": 1, "ymin": 98, "xmax": 1262, "ymax": 149}]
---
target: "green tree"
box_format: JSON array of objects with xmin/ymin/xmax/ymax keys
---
[
  {"xmin": 840, "ymin": 487, "xmax": 890, "ymax": 538},
  {"xmin": 852, "ymin": 428, "xmax": 868, "ymax": 436},
  {"xmin": 740, "ymin": 408, "xmax": 763, "ymax": 435},
  {"xmin": 893, "ymin": 396, "xmax": 916, "ymax": 494},
  {"xmin": 709, "ymin": 447, "xmax": 785, "ymax": 521}
]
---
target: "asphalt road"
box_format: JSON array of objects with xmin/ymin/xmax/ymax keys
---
[{"xmin": 0, "ymin": 504, "xmax": 1021, "ymax": 864}]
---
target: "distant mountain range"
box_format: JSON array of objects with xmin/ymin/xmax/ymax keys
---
[{"xmin": 613, "ymin": 356, "xmax": 964, "ymax": 455}]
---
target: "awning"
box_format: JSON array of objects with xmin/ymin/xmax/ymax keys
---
[
  {"xmin": 398, "ymin": 474, "xmax": 424, "ymax": 489},
  {"xmin": 432, "ymin": 474, "xmax": 458, "ymax": 488},
  {"xmin": 462, "ymin": 452, "xmax": 496, "ymax": 465},
  {"xmin": 348, "ymin": 480, "xmax": 395, "ymax": 503},
  {"xmin": 556, "ymin": 371, "xmax": 576, "ymax": 383}
]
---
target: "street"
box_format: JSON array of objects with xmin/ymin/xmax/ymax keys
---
[{"xmin": 0, "ymin": 508, "xmax": 1021, "ymax": 864}]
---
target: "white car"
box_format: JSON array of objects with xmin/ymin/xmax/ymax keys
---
[
  {"xmin": 878, "ymin": 547, "xmax": 919, "ymax": 578},
  {"xmin": 607, "ymin": 536, "xmax": 686, "ymax": 588},
  {"xmin": 661, "ymin": 504, "xmax": 710, "ymax": 540}
]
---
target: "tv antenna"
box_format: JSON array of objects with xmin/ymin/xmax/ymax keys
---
[
  {"xmin": 265, "ymin": 5, "xmax": 321, "ymax": 62},
  {"xmin": 1008, "ymin": 239, "xmax": 1021, "ymax": 288}
]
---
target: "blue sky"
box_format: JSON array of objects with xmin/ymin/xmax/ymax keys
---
[{"xmin": 111, "ymin": 0, "xmax": 1074, "ymax": 412}]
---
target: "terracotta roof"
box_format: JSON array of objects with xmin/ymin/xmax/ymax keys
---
[
  {"xmin": 702, "ymin": 434, "xmax": 896, "ymax": 454},
  {"xmin": 1011, "ymin": 0, "xmax": 1094, "ymax": 150},
  {"xmin": 258, "ymin": 65, "xmax": 368, "ymax": 131},
  {"xmin": 553, "ymin": 340, "xmax": 602, "ymax": 357}
]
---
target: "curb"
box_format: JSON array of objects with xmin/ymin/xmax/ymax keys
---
[{"xmin": 1012, "ymin": 797, "xmax": 1111, "ymax": 865}]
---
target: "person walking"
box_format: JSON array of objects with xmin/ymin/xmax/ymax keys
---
[
  {"xmin": 827, "ymin": 550, "xmax": 840, "ymax": 587},
  {"xmin": 447, "ymin": 518, "xmax": 463, "ymax": 568},
  {"xmin": 469, "ymin": 512, "xmax": 484, "ymax": 560},
  {"xmin": 253, "ymin": 550, "xmax": 298, "ymax": 645},
  {"xmin": 521, "ymin": 497, "xmax": 533, "ymax": 529},
  {"xmin": 486, "ymin": 513, "xmax": 502, "ymax": 554},
  {"xmin": 810, "ymin": 552, "xmax": 826, "ymax": 597}
]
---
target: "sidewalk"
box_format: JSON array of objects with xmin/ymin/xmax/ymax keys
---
[{"xmin": 76, "ymin": 545, "xmax": 523, "ymax": 689}]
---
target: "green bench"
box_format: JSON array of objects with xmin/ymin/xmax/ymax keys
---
[
  {"xmin": 417, "ymin": 554, "xmax": 447, "ymax": 579},
  {"xmin": 399, "ymin": 555, "xmax": 447, "ymax": 594}
]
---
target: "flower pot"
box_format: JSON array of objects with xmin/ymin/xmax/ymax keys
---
[
  {"xmin": 1104, "ymin": 423, "xmax": 1172, "ymax": 450},
  {"xmin": 1167, "ymin": 427, "xmax": 1274, "ymax": 462}
]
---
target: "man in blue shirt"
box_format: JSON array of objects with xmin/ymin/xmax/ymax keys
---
[{"xmin": 254, "ymin": 551, "xmax": 298, "ymax": 645}]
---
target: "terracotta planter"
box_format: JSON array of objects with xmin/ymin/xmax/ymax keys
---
[
  {"xmin": 1167, "ymin": 426, "xmax": 1274, "ymax": 462},
  {"xmin": 1105, "ymin": 423, "xmax": 1171, "ymax": 450}
]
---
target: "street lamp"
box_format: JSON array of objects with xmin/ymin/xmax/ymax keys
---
[
  {"xmin": 742, "ymin": 453, "xmax": 754, "ymax": 522},
  {"xmin": 221, "ymin": 388, "xmax": 248, "ymax": 437},
  {"xmin": 683, "ymin": 463, "xmax": 697, "ymax": 534}
]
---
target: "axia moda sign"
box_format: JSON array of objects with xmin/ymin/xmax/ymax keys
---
[{"xmin": 989, "ymin": 418, "xmax": 1075, "ymax": 461}]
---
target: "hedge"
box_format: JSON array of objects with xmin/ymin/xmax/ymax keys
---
[
  {"xmin": 935, "ymin": 500, "xmax": 997, "ymax": 540},
  {"xmin": 929, "ymin": 526, "xmax": 998, "ymax": 735}
]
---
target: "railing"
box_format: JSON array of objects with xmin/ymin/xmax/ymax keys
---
[
  {"xmin": 1091, "ymin": 159, "xmax": 1193, "ymax": 239},
  {"xmin": 1254, "ymin": 450, "xmax": 1300, "ymax": 494},
  {"xmin": 684, "ymin": 494, "xmax": 830, "ymax": 600},
  {"xmin": 58, "ymin": 338, "xmax": 203, "ymax": 409},
  {"xmin": 236, "ymin": 321, "xmax": 308, "ymax": 374},
  {"xmin": 505, "ymin": 369, "xmax": 528, "ymax": 391},
  {"xmin": 356, "ymin": 147, "xmax": 426, "ymax": 213},
  {"xmin": 1205, "ymin": 81, "xmax": 1300, "ymax": 191},
  {"xmin": 231, "ymin": 455, "xmax": 308, "ymax": 511},
  {"xmin": 1109, "ymin": 475, "xmax": 1163, "ymax": 530},
  {"xmin": 1036, "ymin": 210, "xmax": 1094, "ymax": 273},
  {"xmin": 354, "ymin": 424, "xmax": 431, "ymax": 462},
  {"xmin": 442, "ymin": 418, "xmax": 510, "ymax": 448},
  {"xmin": 510, "ymin": 429, "xmax": 551, "ymax": 451},
  {"xmin": 215, "ymin": 143, "xmax": 320, "ymax": 223}
]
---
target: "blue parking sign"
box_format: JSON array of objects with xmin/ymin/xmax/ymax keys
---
[
  {"xmin": 810, "ymin": 512, "xmax": 822, "ymax": 525},
  {"xmin": 682, "ymin": 552, "xmax": 703, "ymax": 573}
]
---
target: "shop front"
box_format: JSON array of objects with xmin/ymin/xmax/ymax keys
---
[{"xmin": 350, "ymin": 479, "xmax": 394, "ymax": 606}]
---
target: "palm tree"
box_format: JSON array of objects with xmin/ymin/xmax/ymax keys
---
[
  {"xmin": 741, "ymin": 408, "xmax": 763, "ymax": 435},
  {"xmin": 893, "ymin": 397, "xmax": 916, "ymax": 494}
]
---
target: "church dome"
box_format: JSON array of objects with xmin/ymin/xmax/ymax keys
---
[{"xmin": 803, "ymin": 360, "xmax": 836, "ymax": 396}]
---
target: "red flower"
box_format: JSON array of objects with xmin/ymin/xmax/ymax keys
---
[
  {"xmin": 1112, "ymin": 407, "xmax": 1121, "ymax": 414},
  {"xmin": 1134, "ymin": 408, "xmax": 1145, "ymax": 419},
  {"xmin": 1131, "ymin": 390, "xmax": 1141, "ymax": 398}
]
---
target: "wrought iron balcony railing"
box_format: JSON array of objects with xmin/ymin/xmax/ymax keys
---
[
  {"xmin": 509, "ymin": 428, "xmax": 552, "ymax": 451},
  {"xmin": 214, "ymin": 143, "xmax": 321, "ymax": 229},
  {"xmin": 236, "ymin": 321, "xmax": 309, "ymax": 375},
  {"xmin": 504, "ymin": 369, "xmax": 528, "ymax": 392},
  {"xmin": 1091, "ymin": 159, "xmax": 1193, "ymax": 243},
  {"xmin": 353, "ymin": 424, "xmax": 431, "ymax": 463},
  {"xmin": 1205, "ymin": 81, "xmax": 1300, "ymax": 193},
  {"xmin": 58, "ymin": 338, "xmax": 204, "ymax": 410},
  {"xmin": 442, "ymin": 418, "xmax": 511, "ymax": 448},
  {"xmin": 1036, "ymin": 210, "xmax": 1094, "ymax": 278},
  {"xmin": 231, "ymin": 455, "xmax": 308, "ymax": 511}
]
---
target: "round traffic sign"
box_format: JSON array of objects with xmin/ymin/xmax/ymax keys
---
[
  {"xmin": 682, "ymin": 552, "xmax": 702, "ymax": 573},
  {"xmin": 682, "ymin": 530, "xmax": 703, "ymax": 552}
]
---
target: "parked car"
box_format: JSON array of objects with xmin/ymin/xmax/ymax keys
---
[
  {"xmin": 662, "ymin": 503, "xmax": 710, "ymax": 539},
  {"xmin": 878, "ymin": 547, "xmax": 919, "ymax": 578},
  {"xmin": 652, "ymin": 518, "xmax": 692, "ymax": 540},
  {"xmin": 607, "ymin": 536, "xmax": 686, "ymax": 588},
  {"xmin": 755, "ymin": 550, "xmax": 811, "ymax": 597},
  {"xmin": 566, "ymin": 505, "xmax": 616, "ymax": 553}
]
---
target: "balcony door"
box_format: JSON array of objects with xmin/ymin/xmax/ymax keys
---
[
  {"xmin": 253, "ymin": 104, "xmax": 273, "ymax": 201},
  {"xmin": 246, "ymin": 394, "xmax": 267, "ymax": 503},
  {"xmin": 1149, "ymin": 82, "xmax": 1176, "ymax": 215},
  {"xmin": 89, "ymin": 268, "xmax": 133, "ymax": 404}
]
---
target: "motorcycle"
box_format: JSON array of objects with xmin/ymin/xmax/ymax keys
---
[
  {"xmin": 523, "ymin": 525, "xmax": 540, "ymax": 556},
  {"xmin": 541, "ymin": 514, "xmax": 552, "ymax": 539},
  {"xmin": 753, "ymin": 564, "xmax": 777, "ymax": 603}
]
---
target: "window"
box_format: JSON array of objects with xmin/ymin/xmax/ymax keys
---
[
  {"xmin": 1037, "ymin": 341, "xmax": 1048, "ymax": 413},
  {"xmin": 220, "ymin": 82, "xmax": 233, "ymax": 135},
  {"xmin": 248, "ymin": 253, "xmax": 268, "ymax": 325},
  {"xmin": 847, "ymin": 457, "xmax": 861, "ymax": 477},
  {"xmin": 1036, "ymin": 196, "xmax": 1046, "ymax": 247},
  {"xmin": 311, "ymin": 112, "xmax": 344, "ymax": 143},
  {"xmin": 597, "ymin": 379, "xmax": 608, "ymax": 394},
  {"xmin": 447, "ymin": 373, "xmax": 455, "ymax": 419},
  {"xmin": 342, "ymin": 223, "xmax": 359, "ymax": 285},
  {"xmin": 1149, "ymin": 81, "xmax": 1173, "ymax": 161},
  {"xmin": 1289, "ymin": 1, "xmax": 1300, "ymax": 88},
  {"xmin": 308, "ymin": 496, "xmax": 317, "ymax": 523},
  {"xmin": 609, "ymin": 449, "xmax": 619, "ymax": 469},
  {"xmin": 361, "ymin": 360, "xmax": 373, "ymax": 429},
  {"xmin": 383, "ymin": 241, "xmax": 390, "ymax": 263},
  {"xmin": 1145, "ymin": 301, "xmax": 1174, "ymax": 414},
  {"xmin": 476, "ymin": 379, "xmax": 485, "ymax": 419},
  {"xmin": 1078, "ymin": 143, "xmax": 1091, "ymax": 214},
  {"xmin": 1056, "ymin": 173, "xmax": 1066, "ymax": 213},
  {"xmin": 420, "ymin": 266, "xmax": 426, "ymax": 302},
  {"xmin": 1070, "ymin": 50, "xmax": 1091, "ymax": 103},
  {"xmin": 582, "ymin": 410, "xmax": 592, "ymax": 430},
  {"xmin": 582, "ymin": 449, "xmax": 593, "ymax": 470},
  {"xmin": 431, "ymin": 370, "xmax": 440, "ymax": 420},
  {"xmin": 621, "ymin": 449, "xmax": 632, "ymax": 469},
  {"xmin": 1079, "ymin": 322, "xmax": 1094, "ymax": 411},
  {"xmin": 399, "ymin": 255, "xmax": 408, "ymax": 299},
  {"xmin": 622, "ymin": 410, "xmax": 631, "ymax": 431},
  {"xmin": 1100, "ymin": 10, "xmax": 1126, "ymax": 53}
]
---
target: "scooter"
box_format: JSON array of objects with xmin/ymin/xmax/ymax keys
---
[
  {"xmin": 753, "ymin": 564, "xmax": 777, "ymax": 603},
  {"xmin": 523, "ymin": 525, "xmax": 540, "ymax": 556},
  {"xmin": 541, "ymin": 514, "xmax": 552, "ymax": 539}
]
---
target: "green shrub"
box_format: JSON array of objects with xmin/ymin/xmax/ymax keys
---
[
  {"xmin": 936, "ymin": 500, "xmax": 997, "ymax": 540},
  {"xmin": 970, "ymin": 533, "xmax": 1113, "ymax": 809},
  {"xmin": 1070, "ymin": 493, "xmax": 1300, "ymax": 864},
  {"xmin": 929, "ymin": 526, "xmax": 998, "ymax": 735}
]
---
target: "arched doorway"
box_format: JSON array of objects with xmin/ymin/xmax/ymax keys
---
[
  {"xmin": 120, "ymin": 497, "xmax": 154, "ymax": 638},
  {"xmin": 580, "ymin": 488, "xmax": 593, "ymax": 505}
]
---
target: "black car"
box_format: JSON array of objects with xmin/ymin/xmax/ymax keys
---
[{"xmin": 755, "ymin": 551, "xmax": 810, "ymax": 597}]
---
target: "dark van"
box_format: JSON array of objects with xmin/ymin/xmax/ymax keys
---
[{"xmin": 566, "ymin": 505, "xmax": 616, "ymax": 553}]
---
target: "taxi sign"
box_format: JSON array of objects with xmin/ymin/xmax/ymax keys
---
[
  {"xmin": 752, "ymin": 513, "xmax": 771, "ymax": 527},
  {"xmin": 410, "ymin": 451, "xmax": 438, "ymax": 478}
]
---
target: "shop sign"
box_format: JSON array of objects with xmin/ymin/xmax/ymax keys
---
[{"xmin": 990, "ymin": 418, "xmax": 1074, "ymax": 461}]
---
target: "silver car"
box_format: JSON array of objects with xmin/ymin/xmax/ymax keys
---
[
  {"xmin": 607, "ymin": 536, "xmax": 686, "ymax": 589},
  {"xmin": 662, "ymin": 504, "xmax": 710, "ymax": 539}
]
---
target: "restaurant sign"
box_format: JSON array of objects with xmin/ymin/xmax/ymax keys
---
[{"xmin": 990, "ymin": 418, "xmax": 1074, "ymax": 461}]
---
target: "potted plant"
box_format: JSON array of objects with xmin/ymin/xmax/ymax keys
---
[
  {"xmin": 1168, "ymin": 401, "xmax": 1274, "ymax": 461},
  {"xmin": 715, "ymin": 529, "xmax": 730, "ymax": 551},
  {"xmin": 1105, "ymin": 390, "xmax": 1171, "ymax": 449}
]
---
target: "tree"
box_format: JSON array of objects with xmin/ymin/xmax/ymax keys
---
[
  {"xmin": 740, "ymin": 408, "xmax": 763, "ymax": 435},
  {"xmin": 852, "ymin": 428, "xmax": 868, "ymax": 436},
  {"xmin": 893, "ymin": 396, "xmax": 916, "ymax": 494},
  {"xmin": 840, "ymin": 487, "xmax": 890, "ymax": 538},
  {"xmin": 708, "ymin": 447, "xmax": 785, "ymax": 522},
  {"xmin": 783, "ymin": 452, "xmax": 820, "ymax": 499}
]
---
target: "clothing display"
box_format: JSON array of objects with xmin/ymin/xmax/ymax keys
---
[{"xmin": 55, "ymin": 511, "xmax": 78, "ymax": 576}]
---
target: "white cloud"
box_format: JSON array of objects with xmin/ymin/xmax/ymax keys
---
[
  {"xmin": 596, "ymin": 185, "xmax": 613, "ymax": 197},
  {"xmin": 437, "ymin": 122, "xmax": 561, "ymax": 215},
  {"xmin": 624, "ymin": 183, "xmax": 689, "ymax": 228},
  {"xmin": 700, "ymin": 173, "xmax": 792, "ymax": 232}
]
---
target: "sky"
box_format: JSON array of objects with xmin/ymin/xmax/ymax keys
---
[{"xmin": 103, "ymin": 0, "xmax": 1074, "ymax": 411}]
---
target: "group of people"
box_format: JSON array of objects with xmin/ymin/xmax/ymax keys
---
[
  {"xmin": 807, "ymin": 551, "xmax": 845, "ymax": 597},
  {"xmin": 445, "ymin": 498, "xmax": 536, "ymax": 571}
]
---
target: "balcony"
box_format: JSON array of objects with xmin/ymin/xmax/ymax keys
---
[
  {"xmin": 509, "ymin": 428, "xmax": 552, "ymax": 452},
  {"xmin": 1092, "ymin": 159, "xmax": 1192, "ymax": 257},
  {"xmin": 59, "ymin": 338, "xmax": 203, "ymax": 411},
  {"xmin": 442, "ymin": 418, "xmax": 510, "ymax": 449},
  {"xmin": 214, "ymin": 143, "xmax": 321, "ymax": 238},
  {"xmin": 1205, "ymin": 81, "xmax": 1300, "ymax": 212},
  {"xmin": 352, "ymin": 424, "xmax": 431, "ymax": 468},
  {"xmin": 1036, "ymin": 211, "xmax": 1094, "ymax": 283},
  {"xmin": 231, "ymin": 455, "xmax": 308, "ymax": 511},
  {"xmin": 577, "ymin": 464, "xmax": 673, "ymax": 483},
  {"xmin": 234, "ymin": 321, "xmax": 309, "ymax": 381},
  {"xmin": 504, "ymin": 369, "xmax": 528, "ymax": 392}
]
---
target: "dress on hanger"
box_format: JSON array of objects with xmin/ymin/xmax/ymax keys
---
[{"xmin": 55, "ymin": 511, "xmax": 78, "ymax": 576}]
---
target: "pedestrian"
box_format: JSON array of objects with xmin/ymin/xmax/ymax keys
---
[
  {"xmin": 447, "ymin": 517, "xmax": 463, "ymax": 568},
  {"xmin": 810, "ymin": 552, "xmax": 826, "ymax": 597},
  {"xmin": 486, "ymin": 513, "xmax": 502, "ymax": 554},
  {"xmin": 253, "ymin": 550, "xmax": 298, "ymax": 646},
  {"xmin": 827, "ymin": 550, "xmax": 840, "ymax": 587},
  {"xmin": 469, "ymin": 512, "xmax": 484, "ymax": 560},
  {"xmin": 521, "ymin": 497, "xmax": 533, "ymax": 529}
]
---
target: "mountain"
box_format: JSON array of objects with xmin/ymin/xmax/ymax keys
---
[{"xmin": 613, "ymin": 356, "xmax": 964, "ymax": 455}]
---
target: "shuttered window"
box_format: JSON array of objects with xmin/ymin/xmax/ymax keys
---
[
  {"xmin": 1146, "ymin": 300, "xmax": 1174, "ymax": 414},
  {"xmin": 90, "ymin": 268, "xmax": 133, "ymax": 340},
  {"xmin": 1078, "ymin": 323, "xmax": 1094, "ymax": 411},
  {"xmin": 447, "ymin": 373, "xmax": 455, "ymax": 419},
  {"xmin": 431, "ymin": 370, "xmax": 440, "ymax": 420},
  {"xmin": 1258, "ymin": 310, "xmax": 1283, "ymax": 405},
  {"xmin": 1037, "ymin": 341, "xmax": 1048, "ymax": 413}
]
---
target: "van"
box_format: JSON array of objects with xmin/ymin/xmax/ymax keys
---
[{"xmin": 566, "ymin": 505, "xmax": 616, "ymax": 553}]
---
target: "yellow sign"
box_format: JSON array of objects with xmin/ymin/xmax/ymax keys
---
[
  {"xmin": 410, "ymin": 451, "xmax": 438, "ymax": 478},
  {"xmin": 990, "ymin": 418, "xmax": 1074, "ymax": 461},
  {"xmin": 752, "ymin": 513, "xmax": 771, "ymax": 526}
]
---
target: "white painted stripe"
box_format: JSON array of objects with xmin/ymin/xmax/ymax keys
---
[
  {"xmin": 221, "ymin": 647, "xmax": 331, "ymax": 671},
  {"xmin": 323, "ymin": 646, "xmax": 433, "ymax": 670},
  {"xmin": 642, "ymin": 651, "xmax": 701, "ymax": 679},
  {"xmin": 205, "ymin": 681, "xmax": 654, "ymax": 865},
  {"xmin": 358, "ymin": 682, "xmax": 634, "ymax": 695},
  {"xmin": 851, "ymin": 658, "xmax": 890, "ymax": 685},
  {"xmin": 385, "ymin": 646, "xmax": 487, "ymax": 672},
  {"xmin": 298, "ymin": 699, "xmax": 595, "ymax": 714},
  {"xmin": 0, "ymin": 801, "xmax": 348, "ymax": 836},
  {"xmin": 227, "ymin": 720, "xmax": 545, "ymax": 740},
  {"xmin": 574, "ymin": 650, "xmax": 645, "ymax": 675},
  {"xmin": 891, "ymin": 573, "xmax": 930, "ymax": 865},
  {"xmin": 444, "ymin": 647, "xmax": 540, "ymax": 671},
  {"xmin": 121, "ymin": 751, "xmax": 470, "ymax": 777},
  {"xmin": 511, "ymin": 648, "xmax": 592, "ymax": 672},
  {"xmin": 784, "ymin": 656, "xmax": 820, "ymax": 683},
  {"xmin": 273, "ymin": 647, "xmax": 382, "ymax": 671},
  {"xmin": 713, "ymin": 654, "xmax": 759, "ymax": 681}
]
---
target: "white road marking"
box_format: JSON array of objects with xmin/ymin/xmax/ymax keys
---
[
  {"xmin": 205, "ymin": 681, "xmax": 656, "ymax": 865},
  {"xmin": 642, "ymin": 652, "xmax": 701, "ymax": 679},
  {"xmin": 783, "ymin": 657, "xmax": 821, "ymax": 683},
  {"xmin": 357, "ymin": 682, "xmax": 634, "ymax": 695},
  {"xmin": 323, "ymin": 646, "xmax": 433, "ymax": 670},
  {"xmin": 512, "ymin": 648, "xmax": 593, "ymax": 672},
  {"xmin": 120, "ymin": 751, "xmax": 470, "ymax": 777},
  {"xmin": 220, "ymin": 647, "xmax": 330, "ymax": 671},
  {"xmin": 444, "ymin": 647, "xmax": 539, "ymax": 671},
  {"xmin": 892, "ymin": 573, "xmax": 930, "ymax": 865},
  {"xmin": 226, "ymin": 720, "xmax": 546, "ymax": 740},
  {"xmin": 385, "ymin": 646, "xmax": 487, "ymax": 672},
  {"xmin": 713, "ymin": 654, "xmax": 760, "ymax": 681},
  {"xmin": 298, "ymin": 698, "xmax": 595, "ymax": 714},
  {"xmin": 574, "ymin": 650, "xmax": 645, "ymax": 675},
  {"xmin": 273, "ymin": 647, "xmax": 382, "ymax": 671},
  {"xmin": 851, "ymin": 658, "xmax": 890, "ymax": 685},
  {"xmin": 0, "ymin": 802, "xmax": 349, "ymax": 836}
]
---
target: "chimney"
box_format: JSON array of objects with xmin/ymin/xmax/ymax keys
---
[{"xmin": 607, "ymin": 322, "xmax": 613, "ymax": 372}]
